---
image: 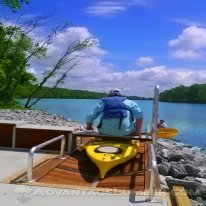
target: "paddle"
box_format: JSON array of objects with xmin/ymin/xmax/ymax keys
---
[{"xmin": 73, "ymin": 127, "xmax": 178, "ymax": 140}]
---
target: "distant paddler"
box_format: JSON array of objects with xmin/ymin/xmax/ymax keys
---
[{"xmin": 157, "ymin": 119, "xmax": 167, "ymax": 129}]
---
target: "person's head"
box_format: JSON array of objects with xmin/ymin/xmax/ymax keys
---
[
  {"xmin": 160, "ymin": 119, "xmax": 164, "ymax": 123},
  {"xmin": 109, "ymin": 88, "xmax": 123, "ymax": 96}
]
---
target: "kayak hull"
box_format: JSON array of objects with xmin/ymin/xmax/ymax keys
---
[
  {"xmin": 86, "ymin": 140, "xmax": 140, "ymax": 179},
  {"xmin": 157, "ymin": 128, "xmax": 178, "ymax": 138}
]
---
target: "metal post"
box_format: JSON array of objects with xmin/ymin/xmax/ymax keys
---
[
  {"xmin": 149, "ymin": 143, "xmax": 157, "ymax": 201},
  {"xmin": 151, "ymin": 85, "xmax": 159, "ymax": 147},
  {"xmin": 12, "ymin": 125, "xmax": 16, "ymax": 148}
]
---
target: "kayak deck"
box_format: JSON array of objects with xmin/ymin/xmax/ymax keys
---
[{"xmin": 13, "ymin": 140, "xmax": 160, "ymax": 192}]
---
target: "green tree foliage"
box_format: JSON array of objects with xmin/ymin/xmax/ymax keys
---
[
  {"xmin": 159, "ymin": 84, "xmax": 206, "ymax": 103},
  {"xmin": 0, "ymin": 0, "xmax": 29, "ymax": 11},
  {"xmin": 24, "ymin": 38, "xmax": 95, "ymax": 108},
  {"xmin": 0, "ymin": 23, "xmax": 43, "ymax": 106},
  {"xmin": 16, "ymin": 86, "xmax": 108, "ymax": 99},
  {"xmin": 16, "ymin": 85, "xmax": 151, "ymax": 100},
  {"xmin": 0, "ymin": 15, "xmax": 95, "ymax": 108}
]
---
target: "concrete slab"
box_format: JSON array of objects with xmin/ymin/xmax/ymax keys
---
[
  {"xmin": 0, "ymin": 149, "xmax": 55, "ymax": 181},
  {"xmin": 0, "ymin": 183, "xmax": 169, "ymax": 206}
]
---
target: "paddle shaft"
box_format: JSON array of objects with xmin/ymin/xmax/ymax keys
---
[{"xmin": 72, "ymin": 131, "xmax": 151, "ymax": 141}]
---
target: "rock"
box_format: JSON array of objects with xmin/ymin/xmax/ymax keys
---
[
  {"xmin": 159, "ymin": 174, "xmax": 167, "ymax": 186},
  {"xmin": 185, "ymin": 176, "xmax": 197, "ymax": 182},
  {"xmin": 158, "ymin": 162, "xmax": 171, "ymax": 176},
  {"xmin": 196, "ymin": 186, "xmax": 206, "ymax": 201},
  {"xmin": 168, "ymin": 153, "xmax": 183, "ymax": 162},
  {"xmin": 195, "ymin": 178, "xmax": 206, "ymax": 185},
  {"xmin": 156, "ymin": 154, "xmax": 164, "ymax": 164},
  {"xmin": 0, "ymin": 109, "xmax": 81, "ymax": 128},
  {"xmin": 199, "ymin": 170, "xmax": 206, "ymax": 178},
  {"xmin": 159, "ymin": 175, "xmax": 169, "ymax": 192},
  {"xmin": 158, "ymin": 148, "xmax": 168, "ymax": 159},
  {"xmin": 168, "ymin": 162, "xmax": 188, "ymax": 178},
  {"xmin": 166, "ymin": 176, "xmax": 200, "ymax": 191},
  {"xmin": 196, "ymin": 196, "xmax": 204, "ymax": 203},
  {"xmin": 190, "ymin": 199, "xmax": 204, "ymax": 206},
  {"xmin": 185, "ymin": 164, "xmax": 201, "ymax": 176}
]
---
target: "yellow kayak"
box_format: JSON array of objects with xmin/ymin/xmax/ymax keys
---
[
  {"xmin": 157, "ymin": 128, "xmax": 178, "ymax": 138},
  {"xmin": 86, "ymin": 140, "xmax": 140, "ymax": 179}
]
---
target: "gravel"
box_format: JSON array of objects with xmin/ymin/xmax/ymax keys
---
[{"xmin": 0, "ymin": 109, "xmax": 82, "ymax": 128}]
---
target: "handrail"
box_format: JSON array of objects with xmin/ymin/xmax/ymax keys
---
[
  {"xmin": 148, "ymin": 143, "xmax": 157, "ymax": 201},
  {"xmin": 27, "ymin": 134, "xmax": 66, "ymax": 182}
]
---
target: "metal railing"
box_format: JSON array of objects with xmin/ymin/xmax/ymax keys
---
[
  {"xmin": 148, "ymin": 143, "xmax": 157, "ymax": 201},
  {"xmin": 27, "ymin": 134, "xmax": 66, "ymax": 182},
  {"xmin": 151, "ymin": 85, "xmax": 159, "ymax": 147},
  {"xmin": 148, "ymin": 85, "xmax": 159, "ymax": 201}
]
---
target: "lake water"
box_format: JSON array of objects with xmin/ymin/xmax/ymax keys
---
[{"xmin": 29, "ymin": 99, "xmax": 206, "ymax": 150}]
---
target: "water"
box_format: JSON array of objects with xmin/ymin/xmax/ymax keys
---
[{"xmin": 26, "ymin": 99, "xmax": 206, "ymax": 150}]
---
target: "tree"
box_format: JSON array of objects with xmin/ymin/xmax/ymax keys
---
[
  {"xmin": 0, "ymin": 22, "xmax": 43, "ymax": 106},
  {"xmin": 159, "ymin": 84, "xmax": 206, "ymax": 103},
  {"xmin": 0, "ymin": 15, "xmax": 95, "ymax": 108},
  {"xmin": 24, "ymin": 38, "xmax": 94, "ymax": 108},
  {"xmin": 0, "ymin": 0, "xmax": 29, "ymax": 11}
]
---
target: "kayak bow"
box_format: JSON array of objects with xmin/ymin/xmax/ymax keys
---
[{"xmin": 86, "ymin": 140, "xmax": 140, "ymax": 179}]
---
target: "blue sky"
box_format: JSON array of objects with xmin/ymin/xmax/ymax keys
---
[{"xmin": 1, "ymin": 0, "xmax": 206, "ymax": 97}]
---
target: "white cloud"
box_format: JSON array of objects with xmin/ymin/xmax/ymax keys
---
[
  {"xmin": 136, "ymin": 56, "xmax": 155, "ymax": 67},
  {"xmin": 85, "ymin": 0, "xmax": 148, "ymax": 17},
  {"xmin": 173, "ymin": 18, "xmax": 206, "ymax": 27},
  {"xmin": 29, "ymin": 26, "xmax": 206, "ymax": 97},
  {"xmin": 58, "ymin": 64, "xmax": 206, "ymax": 97},
  {"xmin": 168, "ymin": 26, "xmax": 206, "ymax": 59}
]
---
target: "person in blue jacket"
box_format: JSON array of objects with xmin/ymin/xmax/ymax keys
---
[{"xmin": 85, "ymin": 88, "xmax": 143, "ymax": 136}]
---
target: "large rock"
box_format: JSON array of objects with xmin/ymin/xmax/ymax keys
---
[
  {"xmin": 168, "ymin": 153, "xmax": 183, "ymax": 162},
  {"xmin": 185, "ymin": 164, "xmax": 201, "ymax": 176},
  {"xmin": 168, "ymin": 162, "xmax": 188, "ymax": 178},
  {"xmin": 157, "ymin": 148, "xmax": 168, "ymax": 159},
  {"xmin": 158, "ymin": 162, "xmax": 171, "ymax": 176},
  {"xmin": 156, "ymin": 154, "xmax": 164, "ymax": 164},
  {"xmin": 166, "ymin": 176, "xmax": 200, "ymax": 191}
]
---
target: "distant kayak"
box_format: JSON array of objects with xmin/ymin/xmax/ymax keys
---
[
  {"xmin": 86, "ymin": 140, "xmax": 140, "ymax": 179},
  {"xmin": 157, "ymin": 128, "xmax": 178, "ymax": 138}
]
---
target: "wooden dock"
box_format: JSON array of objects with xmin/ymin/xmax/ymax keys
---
[{"xmin": 15, "ymin": 140, "xmax": 160, "ymax": 192}]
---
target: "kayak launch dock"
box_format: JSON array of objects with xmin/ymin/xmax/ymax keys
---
[{"xmin": 0, "ymin": 86, "xmax": 190, "ymax": 205}]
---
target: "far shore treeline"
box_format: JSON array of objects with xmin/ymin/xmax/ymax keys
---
[
  {"xmin": 159, "ymin": 84, "xmax": 206, "ymax": 103},
  {"xmin": 16, "ymin": 85, "xmax": 152, "ymax": 100}
]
